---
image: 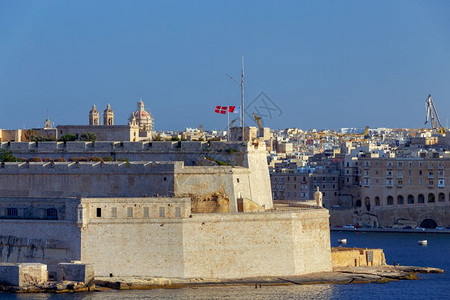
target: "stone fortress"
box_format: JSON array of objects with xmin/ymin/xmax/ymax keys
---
[{"xmin": 0, "ymin": 103, "xmax": 332, "ymax": 281}]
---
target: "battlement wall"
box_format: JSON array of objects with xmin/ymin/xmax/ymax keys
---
[
  {"xmin": 81, "ymin": 208, "xmax": 332, "ymax": 278},
  {"xmin": 1, "ymin": 141, "xmax": 253, "ymax": 155},
  {"xmin": 0, "ymin": 141, "xmax": 273, "ymax": 209},
  {"xmin": 0, "ymin": 162, "xmax": 251, "ymax": 211}
]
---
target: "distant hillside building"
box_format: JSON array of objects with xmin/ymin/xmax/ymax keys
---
[{"xmin": 57, "ymin": 101, "xmax": 154, "ymax": 142}]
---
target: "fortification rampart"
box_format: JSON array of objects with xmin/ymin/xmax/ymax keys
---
[
  {"xmin": 0, "ymin": 196, "xmax": 331, "ymax": 279},
  {"xmin": 0, "ymin": 141, "xmax": 273, "ymax": 210},
  {"xmin": 0, "ymin": 161, "xmax": 254, "ymax": 211}
]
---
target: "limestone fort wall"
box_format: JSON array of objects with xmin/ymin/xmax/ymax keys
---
[
  {"xmin": 0, "ymin": 196, "xmax": 331, "ymax": 279},
  {"xmin": 0, "ymin": 141, "xmax": 273, "ymax": 210},
  {"xmin": 78, "ymin": 198, "xmax": 331, "ymax": 278}
]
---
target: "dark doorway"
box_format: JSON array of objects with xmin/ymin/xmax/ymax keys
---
[{"xmin": 420, "ymin": 218, "xmax": 438, "ymax": 229}]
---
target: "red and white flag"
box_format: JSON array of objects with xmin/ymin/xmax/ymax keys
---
[
  {"xmin": 214, "ymin": 106, "xmax": 227, "ymax": 114},
  {"xmin": 228, "ymin": 106, "xmax": 240, "ymax": 114}
]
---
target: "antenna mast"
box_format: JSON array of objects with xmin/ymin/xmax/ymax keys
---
[{"xmin": 241, "ymin": 54, "xmax": 245, "ymax": 141}]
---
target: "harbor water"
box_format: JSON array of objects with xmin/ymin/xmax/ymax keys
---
[{"xmin": 1, "ymin": 231, "xmax": 448, "ymax": 299}]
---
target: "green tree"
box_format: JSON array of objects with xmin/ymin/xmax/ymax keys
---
[
  {"xmin": 0, "ymin": 150, "xmax": 18, "ymax": 162},
  {"xmin": 59, "ymin": 134, "xmax": 77, "ymax": 142},
  {"xmin": 80, "ymin": 132, "xmax": 97, "ymax": 141}
]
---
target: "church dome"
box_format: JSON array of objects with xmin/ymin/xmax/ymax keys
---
[{"xmin": 130, "ymin": 99, "xmax": 153, "ymax": 131}]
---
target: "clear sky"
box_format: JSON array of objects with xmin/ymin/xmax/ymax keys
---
[{"xmin": 1, "ymin": 0, "xmax": 450, "ymax": 131}]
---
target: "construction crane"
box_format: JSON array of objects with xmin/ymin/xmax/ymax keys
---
[
  {"xmin": 363, "ymin": 126, "xmax": 370, "ymax": 146},
  {"xmin": 253, "ymin": 112, "xmax": 263, "ymax": 129},
  {"xmin": 425, "ymin": 94, "xmax": 446, "ymax": 134}
]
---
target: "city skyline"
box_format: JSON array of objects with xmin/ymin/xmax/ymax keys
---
[{"xmin": 1, "ymin": 1, "xmax": 450, "ymax": 131}]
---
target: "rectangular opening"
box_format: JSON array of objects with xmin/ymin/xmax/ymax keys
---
[
  {"xmin": 7, "ymin": 208, "xmax": 18, "ymax": 218},
  {"xmin": 159, "ymin": 207, "xmax": 165, "ymax": 218},
  {"xmin": 127, "ymin": 207, "xmax": 133, "ymax": 218},
  {"xmin": 111, "ymin": 207, "xmax": 117, "ymax": 218},
  {"xmin": 96, "ymin": 208, "xmax": 101, "ymax": 218},
  {"xmin": 175, "ymin": 207, "xmax": 181, "ymax": 218},
  {"xmin": 144, "ymin": 207, "xmax": 149, "ymax": 218}
]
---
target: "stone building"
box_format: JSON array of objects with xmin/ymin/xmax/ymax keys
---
[
  {"xmin": 130, "ymin": 99, "xmax": 153, "ymax": 132},
  {"xmin": 58, "ymin": 103, "xmax": 144, "ymax": 142},
  {"xmin": 0, "ymin": 141, "xmax": 332, "ymax": 279},
  {"xmin": 355, "ymin": 155, "xmax": 450, "ymax": 228}
]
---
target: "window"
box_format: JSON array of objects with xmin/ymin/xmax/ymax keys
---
[
  {"xmin": 175, "ymin": 207, "xmax": 181, "ymax": 218},
  {"xmin": 127, "ymin": 207, "xmax": 133, "ymax": 217},
  {"xmin": 46, "ymin": 208, "xmax": 58, "ymax": 219},
  {"xmin": 438, "ymin": 193, "xmax": 445, "ymax": 202},
  {"xmin": 387, "ymin": 196, "xmax": 394, "ymax": 205},
  {"xmin": 407, "ymin": 195, "xmax": 414, "ymax": 204},
  {"xmin": 159, "ymin": 207, "xmax": 165, "ymax": 218},
  {"xmin": 111, "ymin": 207, "xmax": 117, "ymax": 218},
  {"xmin": 375, "ymin": 197, "xmax": 380, "ymax": 206},
  {"xmin": 164, "ymin": 177, "xmax": 167, "ymax": 181},
  {"xmin": 438, "ymin": 179, "xmax": 445, "ymax": 188},
  {"xmin": 397, "ymin": 195, "xmax": 404, "ymax": 205},
  {"xmin": 418, "ymin": 194, "xmax": 425, "ymax": 203},
  {"xmin": 428, "ymin": 193, "xmax": 435, "ymax": 203},
  {"xmin": 7, "ymin": 208, "xmax": 18, "ymax": 217},
  {"xmin": 96, "ymin": 208, "xmax": 102, "ymax": 218},
  {"xmin": 144, "ymin": 207, "xmax": 149, "ymax": 218}
]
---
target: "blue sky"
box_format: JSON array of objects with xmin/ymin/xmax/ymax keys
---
[{"xmin": 1, "ymin": 0, "xmax": 450, "ymax": 131}]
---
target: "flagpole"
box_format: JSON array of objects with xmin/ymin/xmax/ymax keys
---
[
  {"xmin": 227, "ymin": 110, "xmax": 230, "ymax": 141},
  {"xmin": 241, "ymin": 54, "xmax": 245, "ymax": 142}
]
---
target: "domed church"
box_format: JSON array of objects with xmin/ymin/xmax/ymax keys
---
[{"xmin": 129, "ymin": 99, "xmax": 153, "ymax": 132}]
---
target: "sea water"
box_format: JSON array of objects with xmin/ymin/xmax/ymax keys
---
[{"xmin": 1, "ymin": 231, "xmax": 448, "ymax": 300}]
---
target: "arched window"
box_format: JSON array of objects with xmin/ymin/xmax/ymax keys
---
[
  {"xmin": 428, "ymin": 193, "xmax": 435, "ymax": 203},
  {"xmin": 375, "ymin": 196, "xmax": 380, "ymax": 206},
  {"xmin": 387, "ymin": 196, "xmax": 394, "ymax": 205},
  {"xmin": 397, "ymin": 195, "xmax": 404, "ymax": 205},
  {"xmin": 355, "ymin": 199, "xmax": 362, "ymax": 207},
  {"xmin": 407, "ymin": 195, "xmax": 414, "ymax": 204},
  {"xmin": 438, "ymin": 193, "xmax": 445, "ymax": 202},
  {"xmin": 418, "ymin": 194, "xmax": 425, "ymax": 203}
]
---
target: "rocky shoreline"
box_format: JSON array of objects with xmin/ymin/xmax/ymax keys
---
[{"xmin": 0, "ymin": 265, "xmax": 443, "ymax": 293}]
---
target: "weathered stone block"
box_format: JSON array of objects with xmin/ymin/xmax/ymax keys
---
[
  {"xmin": 0, "ymin": 263, "xmax": 47, "ymax": 287},
  {"xmin": 57, "ymin": 263, "xmax": 94, "ymax": 283}
]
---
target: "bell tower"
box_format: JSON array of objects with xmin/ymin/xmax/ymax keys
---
[
  {"xmin": 89, "ymin": 105, "xmax": 100, "ymax": 125},
  {"xmin": 103, "ymin": 103, "xmax": 114, "ymax": 126}
]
